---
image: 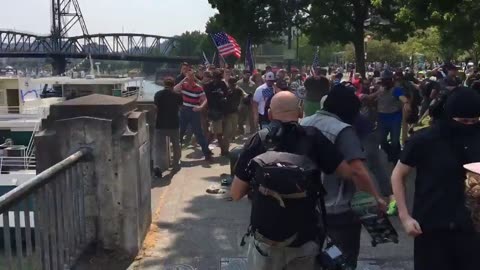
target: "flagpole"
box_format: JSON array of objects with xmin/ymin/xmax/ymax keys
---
[{"xmin": 211, "ymin": 52, "xmax": 216, "ymax": 66}]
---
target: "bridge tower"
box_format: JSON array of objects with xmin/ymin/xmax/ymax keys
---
[{"xmin": 50, "ymin": 0, "xmax": 89, "ymax": 75}]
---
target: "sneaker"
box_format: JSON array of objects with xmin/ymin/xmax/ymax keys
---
[
  {"xmin": 205, "ymin": 151, "xmax": 214, "ymax": 162},
  {"xmin": 387, "ymin": 200, "xmax": 398, "ymax": 216}
]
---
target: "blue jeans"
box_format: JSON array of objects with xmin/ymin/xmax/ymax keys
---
[
  {"xmin": 179, "ymin": 107, "xmax": 210, "ymax": 156},
  {"xmin": 378, "ymin": 112, "xmax": 402, "ymax": 163}
]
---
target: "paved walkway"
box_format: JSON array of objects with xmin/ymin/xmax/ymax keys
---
[{"xmin": 130, "ymin": 141, "xmax": 414, "ymax": 270}]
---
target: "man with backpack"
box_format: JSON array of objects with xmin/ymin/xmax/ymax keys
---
[
  {"xmin": 231, "ymin": 91, "xmax": 353, "ymax": 270},
  {"xmin": 301, "ymin": 85, "xmax": 386, "ymax": 269}
]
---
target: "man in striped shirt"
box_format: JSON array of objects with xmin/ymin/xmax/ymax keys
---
[{"xmin": 174, "ymin": 69, "xmax": 213, "ymax": 161}]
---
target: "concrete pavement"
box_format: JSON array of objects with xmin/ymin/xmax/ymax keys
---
[{"xmin": 130, "ymin": 140, "xmax": 415, "ymax": 270}]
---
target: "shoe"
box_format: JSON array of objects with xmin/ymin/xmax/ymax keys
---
[
  {"xmin": 387, "ymin": 200, "xmax": 398, "ymax": 216},
  {"xmin": 153, "ymin": 167, "xmax": 162, "ymax": 178},
  {"xmin": 205, "ymin": 151, "xmax": 214, "ymax": 162}
]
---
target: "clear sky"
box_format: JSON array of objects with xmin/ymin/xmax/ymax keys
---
[{"xmin": 0, "ymin": 0, "xmax": 216, "ymax": 36}]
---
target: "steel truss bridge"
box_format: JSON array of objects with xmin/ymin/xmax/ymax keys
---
[{"xmin": 0, "ymin": 0, "xmax": 200, "ymax": 74}]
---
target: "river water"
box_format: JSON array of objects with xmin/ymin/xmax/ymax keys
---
[{"xmin": 140, "ymin": 80, "xmax": 164, "ymax": 101}]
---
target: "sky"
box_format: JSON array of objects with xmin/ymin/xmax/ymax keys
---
[{"xmin": 0, "ymin": 0, "xmax": 217, "ymax": 36}]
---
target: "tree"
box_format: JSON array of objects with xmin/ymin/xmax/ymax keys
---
[
  {"xmin": 305, "ymin": 0, "xmax": 413, "ymax": 76},
  {"xmin": 345, "ymin": 39, "xmax": 406, "ymax": 65},
  {"xmin": 210, "ymin": 0, "xmax": 412, "ymax": 76},
  {"xmin": 399, "ymin": 28, "xmax": 442, "ymax": 63},
  {"xmin": 207, "ymin": 0, "xmax": 314, "ymax": 45},
  {"xmin": 395, "ymin": 0, "xmax": 480, "ymax": 61}
]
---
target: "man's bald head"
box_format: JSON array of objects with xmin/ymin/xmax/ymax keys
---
[{"xmin": 269, "ymin": 91, "xmax": 302, "ymax": 122}]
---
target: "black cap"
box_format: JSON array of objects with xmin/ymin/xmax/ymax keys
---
[
  {"xmin": 324, "ymin": 84, "xmax": 361, "ymax": 124},
  {"xmin": 446, "ymin": 87, "xmax": 480, "ymax": 118}
]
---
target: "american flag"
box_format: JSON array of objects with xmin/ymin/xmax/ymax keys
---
[
  {"xmin": 310, "ymin": 46, "xmax": 320, "ymax": 76},
  {"xmin": 211, "ymin": 32, "xmax": 241, "ymax": 59},
  {"xmin": 244, "ymin": 35, "xmax": 255, "ymax": 72}
]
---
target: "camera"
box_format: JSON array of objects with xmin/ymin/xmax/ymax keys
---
[{"xmin": 318, "ymin": 241, "xmax": 349, "ymax": 270}]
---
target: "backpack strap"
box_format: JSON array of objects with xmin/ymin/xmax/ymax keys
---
[
  {"xmin": 258, "ymin": 127, "xmax": 276, "ymax": 151},
  {"xmin": 258, "ymin": 185, "xmax": 308, "ymax": 208}
]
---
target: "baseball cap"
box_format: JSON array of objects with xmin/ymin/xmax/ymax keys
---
[
  {"xmin": 465, "ymin": 163, "xmax": 480, "ymax": 174},
  {"xmin": 265, "ymin": 72, "xmax": 276, "ymax": 81}
]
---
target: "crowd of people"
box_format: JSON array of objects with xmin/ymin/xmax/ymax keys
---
[{"xmin": 153, "ymin": 61, "xmax": 480, "ymax": 270}]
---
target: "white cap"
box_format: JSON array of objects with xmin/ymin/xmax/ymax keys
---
[
  {"xmin": 265, "ymin": 72, "xmax": 276, "ymax": 81},
  {"xmin": 465, "ymin": 163, "xmax": 480, "ymax": 174}
]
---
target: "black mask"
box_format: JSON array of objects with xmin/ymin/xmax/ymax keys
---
[{"xmin": 448, "ymin": 120, "xmax": 480, "ymax": 136}]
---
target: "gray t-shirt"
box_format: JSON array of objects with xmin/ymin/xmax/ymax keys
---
[
  {"xmin": 377, "ymin": 87, "xmax": 404, "ymax": 114},
  {"xmin": 322, "ymin": 127, "xmax": 366, "ymax": 214}
]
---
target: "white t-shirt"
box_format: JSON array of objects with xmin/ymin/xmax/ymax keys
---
[{"xmin": 253, "ymin": 83, "xmax": 274, "ymax": 116}]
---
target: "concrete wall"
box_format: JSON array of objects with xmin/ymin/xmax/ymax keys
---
[{"xmin": 36, "ymin": 94, "xmax": 152, "ymax": 256}]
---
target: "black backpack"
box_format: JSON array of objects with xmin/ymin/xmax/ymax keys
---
[{"xmin": 241, "ymin": 125, "xmax": 327, "ymax": 246}]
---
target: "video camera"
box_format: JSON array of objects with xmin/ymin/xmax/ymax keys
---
[{"xmin": 318, "ymin": 238, "xmax": 349, "ymax": 270}]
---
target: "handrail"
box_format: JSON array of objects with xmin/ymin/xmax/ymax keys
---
[
  {"xmin": 26, "ymin": 119, "xmax": 40, "ymax": 161},
  {"xmin": 0, "ymin": 148, "xmax": 89, "ymax": 213}
]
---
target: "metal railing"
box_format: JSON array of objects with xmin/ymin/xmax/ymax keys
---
[
  {"xmin": 0, "ymin": 148, "xmax": 91, "ymax": 270},
  {"xmin": 0, "ymin": 156, "xmax": 37, "ymax": 172},
  {"xmin": 0, "ymin": 106, "xmax": 50, "ymax": 117}
]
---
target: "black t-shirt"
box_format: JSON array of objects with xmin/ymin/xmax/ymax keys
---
[
  {"xmin": 204, "ymin": 81, "xmax": 228, "ymax": 113},
  {"xmin": 235, "ymin": 122, "xmax": 344, "ymax": 244},
  {"xmin": 304, "ymin": 76, "xmax": 330, "ymax": 102},
  {"xmin": 224, "ymin": 87, "xmax": 244, "ymax": 114},
  {"xmin": 154, "ymin": 89, "xmax": 183, "ymax": 129},
  {"xmin": 400, "ymin": 124, "xmax": 480, "ymax": 231}
]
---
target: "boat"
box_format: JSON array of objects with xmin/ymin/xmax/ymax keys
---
[{"xmin": 0, "ymin": 75, "xmax": 144, "ymax": 203}]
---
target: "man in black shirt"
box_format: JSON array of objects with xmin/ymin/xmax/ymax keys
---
[
  {"xmin": 220, "ymin": 78, "xmax": 245, "ymax": 155},
  {"xmin": 231, "ymin": 91, "xmax": 353, "ymax": 270},
  {"xmin": 392, "ymin": 87, "xmax": 480, "ymax": 270},
  {"xmin": 153, "ymin": 77, "xmax": 183, "ymax": 177},
  {"xmin": 304, "ymin": 68, "xmax": 330, "ymax": 117},
  {"xmin": 204, "ymin": 70, "xmax": 229, "ymax": 155}
]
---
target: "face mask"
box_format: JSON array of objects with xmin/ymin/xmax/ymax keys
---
[{"xmin": 448, "ymin": 120, "xmax": 480, "ymax": 135}]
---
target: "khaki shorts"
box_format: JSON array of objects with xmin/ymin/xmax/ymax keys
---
[
  {"xmin": 247, "ymin": 239, "xmax": 319, "ymax": 270},
  {"xmin": 212, "ymin": 119, "xmax": 223, "ymax": 134}
]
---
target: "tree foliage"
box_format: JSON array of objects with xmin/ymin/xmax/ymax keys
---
[
  {"xmin": 209, "ymin": 0, "xmax": 413, "ymax": 75},
  {"xmin": 399, "ymin": 28, "xmax": 443, "ymax": 62},
  {"xmin": 170, "ymin": 31, "xmax": 215, "ymax": 58},
  {"xmin": 396, "ymin": 0, "xmax": 480, "ymax": 60}
]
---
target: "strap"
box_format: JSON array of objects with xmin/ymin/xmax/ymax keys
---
[
  {"xmin": 254, "ymin": 231, "xmax": 298, "ymax": 247},
  {"xmin": 258, "ymin": 185, "xmax": 307, "ymax": 208},
  {"xmin": 318, "ymin": 188, "xmax": 328, "ymax": 236}
]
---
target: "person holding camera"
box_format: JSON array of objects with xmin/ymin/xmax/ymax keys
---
[
  {"xmin": 231, "ymin": 91, "xmax": 354, "ymax": 270},
  {"xmin": 301, "ymin": 85, "xmax": 386, "ymax": 269}
]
